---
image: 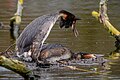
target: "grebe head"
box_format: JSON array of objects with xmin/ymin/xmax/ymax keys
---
[
  {"xmin": 72, "ymin": 52, "xmax": 96, "ymax": 60},
  {"xmin": 59, "ymin": 10, "xmax": 81, "ymax": 37}
]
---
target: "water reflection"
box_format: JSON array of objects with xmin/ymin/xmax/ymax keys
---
[{"xmin": 0, "ymin": 0, "xmax": 120, "ymax": 80}]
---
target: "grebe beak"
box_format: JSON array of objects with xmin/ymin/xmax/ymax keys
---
[{"xmin": 59, "ymin": 10, "xmax": 81, "ymax": 37}]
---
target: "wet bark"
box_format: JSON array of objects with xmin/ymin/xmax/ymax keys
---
[{"xmin": 0, "ymin": 56, "xmax": 32, "ymax": 79}]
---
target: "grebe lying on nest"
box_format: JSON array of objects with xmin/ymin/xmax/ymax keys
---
[{"xmin": 37, "ymin": 43, "xmax": 95, "ymax": 63}]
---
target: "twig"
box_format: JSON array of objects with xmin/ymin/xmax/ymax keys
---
[
  {"xmin": 0, "ymin": 43, "xmax": 16, "ymax": 58},
  {"xmin": 57, "ymin": 61, "xmax": 101, "ymax": 74},
  {"xmin": 4, "ymin": 43, "xmax": 16, "ymax": 52},
  {"xmin": 64, "ymin": 65, "xmax": 101, "ymax": 74}
]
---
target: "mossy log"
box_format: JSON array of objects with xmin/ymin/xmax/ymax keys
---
[{"xmin": 0, "ymin": 56, "xmax": 31, "ymax": 79}]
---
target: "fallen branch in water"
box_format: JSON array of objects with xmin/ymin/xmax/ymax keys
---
[
  {"xmin": 92, "ymin": 0, "xmax": 120, "ymax": 38},
  {"xmin": 0, "ymin": 56, "xmax": 32, "ymax": 79}
]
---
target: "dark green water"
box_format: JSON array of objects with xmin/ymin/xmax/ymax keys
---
[{"xmin": 0, "ymin": 0, "xmax": 120, "ymax": 80}]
